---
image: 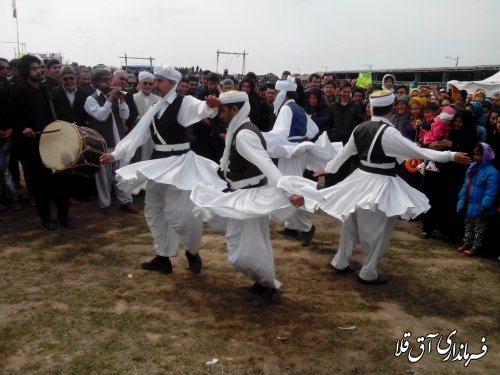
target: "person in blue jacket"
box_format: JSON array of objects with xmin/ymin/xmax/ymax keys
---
[{"xmin": 457, "ymin": 142, "xmax": 499, "ymax": 256}]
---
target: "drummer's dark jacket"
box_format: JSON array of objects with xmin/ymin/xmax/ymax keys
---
[
  {"xmin": 7, "ymin": 79, "xmax": 57, "ymax": 160},
  {"xmin": 87, "ymin": 91, "xmax": 128, "ymax": 148},
  {"xmin": 52, "ymin": 86, "xmax": 90, "ymax": 126}
]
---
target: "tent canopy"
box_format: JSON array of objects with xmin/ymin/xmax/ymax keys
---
[{"xmin": 447, "ymin": 71, "xmax": 500, "ymax": 96}]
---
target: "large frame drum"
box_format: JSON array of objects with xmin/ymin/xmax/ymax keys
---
[{"xmin": 39, "ymin": 121, "xmax": 107, "ymax": 176}]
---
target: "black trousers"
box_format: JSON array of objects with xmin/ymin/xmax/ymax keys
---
[{"xmin": 24, "ymin": 157, "xmax": 70, "ymax": 223}]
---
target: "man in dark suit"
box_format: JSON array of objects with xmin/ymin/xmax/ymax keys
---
[
  {"xmin": 52, "ymin": 66, "xmax": 92, "ymax": 203},
  {"xmin": 52, "ymin": 66, "xmax": 90, "ymax": 126}
]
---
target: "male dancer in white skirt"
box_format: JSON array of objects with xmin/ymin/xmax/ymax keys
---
[
  {"xmin": 264, "ymin": 76, "xmax": 322, "ymax": 246},
  {"xmin": 100, "ymin": 66, "xmax": 226, "ymax": 274},
  {"xmin": 191, "ymin": 91, "xmax": 321, "ymax": 300},
  {"xmin": 314, "ymin": 90, "xmax": 470, "ymax": 284}
]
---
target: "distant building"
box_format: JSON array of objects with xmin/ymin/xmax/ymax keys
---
[
  {"xmin": 28, "ymin": 52, "xmax": 63, "ymax": 61},
  {"xmin": 326, "ymin": 65, "xmax": 500, "ymax": 87}
]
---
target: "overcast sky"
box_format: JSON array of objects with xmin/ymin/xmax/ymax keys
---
[{"xmin": 1, "ymin": 0, "xmax": 499, "ymax": 75}]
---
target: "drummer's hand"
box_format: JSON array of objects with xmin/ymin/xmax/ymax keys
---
[
  {"xmin": 454, "ymin": 152, "xmax": 471, "ymax": 165},
  {"xmin": 2, "ymin": 128, "xmax": 13, "ymax": 138},
  {"xmin": 22, "ymin": 127, "xmax": 36, "ymax": 138},
  {"xmin": 205, "ymin": 95, "xmax": 221, "ymax": 108},
  {"xmin": 289, "ymin": 194, "xmax": 304, "ymax": 208},
  {"xmin": 313, "ymin": 168, "xmax": 326, "ymax": 177},
  {"xmin": 100, "ymin": 153, "xmax": 115, "ymax": 164}
]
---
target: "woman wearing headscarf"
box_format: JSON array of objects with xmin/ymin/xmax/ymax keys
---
[{"xmin": 420, "ymin": 110, "xmax": 477, "ymax": 241}]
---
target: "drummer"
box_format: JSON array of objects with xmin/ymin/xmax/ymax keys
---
[{"xmin": 7, "ymin": 55, "xmax": 73, "ymax": 230}]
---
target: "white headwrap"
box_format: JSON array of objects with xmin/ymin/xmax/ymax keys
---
[
  {"xmin": 369, "ymin": 90, "xmax": 395, "ymax": 107},
  {"xmin": 218, "ymin": 91, "xmax": 251, "ymax": 173},
  {"xmin": 273, "ymin": 76, "xmax": 297, "ymax": 115},
  {"xmin": 153, "ymin": 65, "xmax": 182, "ymax": 83},
  {"xmin": 138, "ymin": 71, "xmax": 154, "ymax": 82}
]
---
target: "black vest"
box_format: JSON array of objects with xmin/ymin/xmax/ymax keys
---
[
  {"xmin": 353, "ymin": 120, "xmax": 397, "ymax": 176},
  {"xmin": 88, "ymin": 92, "xmax": 125, "ymax": 147},
  {"xmin": 226, "ymin": 122, "xmax": 268, "ymax": 188},
  {"xmin": 150, "ymin": 96, "xmax": 189, "ymax": 159}
]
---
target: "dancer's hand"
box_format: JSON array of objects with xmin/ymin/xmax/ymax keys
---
[
  {"xmin": 100, "ymin": 153, "xmax": 115, "ymax": 164},
  {"xmin": 453, "ymin": 152, "xmax": 470, "ymax": 165},
  {"xmin": 289, "ymin": 194, "xmax": 304, "ymax": 208},
  {"xmin": 313, "ymin": 168, "xmax": 325, "ymax": 177},
  {"xmin": 205, "ymin": 95, "xmax": 221, "ymax": 108}
]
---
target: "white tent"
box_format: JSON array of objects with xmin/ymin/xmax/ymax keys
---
[{"xmin": 447, "ymin": 71, "xmax": 500, "ymax": 96}]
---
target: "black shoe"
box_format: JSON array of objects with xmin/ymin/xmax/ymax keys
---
[
  {"xmin": 419, "ymin": 231, "xmax": 429, "ymax": 239},
  {"xmin": 331, "ymin": 265, "xmax": 355, "ymax": 274},
  {"xmin": 42, "ymin": 219, "xmax": 56, "ymax": 231},
  {"xmin": 141, "ymin": 256, "xmax": 172, "ymax": 274},
  {"xmin": 185, "ymin": 251, "xmax": 202, "ymax": 274},
  {"xmin": 357, "ymin": 276, "xmax": 388, "ymax": 285},
  {"xmin": 59, "ymin": 217, "xmax": 76, "ymax": 228},
  {"xmin": 119, "ymin": 203, "xmax": 138, "ymax": 214},
  {"xmin": 10, "ymin": 202, "xmax": 21, "ymax": 211},
  {"xmin": 301, "ymin": 225, "xmax": 316, "ymax": 246},
  {"xmin": 102, "ymin": 207, "xmax": 112, "ymax": 215},
  {"xmin": 277, "ymin": 228, "xmax": 299, "ymax": 238}
]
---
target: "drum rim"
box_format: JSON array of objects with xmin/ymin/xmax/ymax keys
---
[{"xmin": 39, "ymin": 121, "xmax": 85, "ymax": 171}]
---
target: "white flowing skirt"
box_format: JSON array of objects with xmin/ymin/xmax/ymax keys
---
[
  {"xmin": 116, "ymin": 151, "xmax": 227, "ymax": 194},
  {"xmin": 319, "ymin": 169, "xmax": 430, "ymax": 222},
  {"xmin": 190, "ymin": 176, "xmax": 323, "ymax": 224},
  {"xmin": 264, "ymin": 131, "xmax": 343, "ymax": 172}
]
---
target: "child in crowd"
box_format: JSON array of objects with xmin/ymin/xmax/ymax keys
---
[
  {"xmin": 456, "ymin": 143, "xmax": 499, "ymax": 256},
  {"xmin": 420, "ymin": 102, "xmax": 439, "ymax": 131},
  {"xmin": 419, "ymin": 106, "xmax": 456, "ymax": 173}
]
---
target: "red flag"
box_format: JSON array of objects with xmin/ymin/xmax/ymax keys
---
[{"xmin": 12, "ymin": 0, "xmax": 17, "ymax": 18}]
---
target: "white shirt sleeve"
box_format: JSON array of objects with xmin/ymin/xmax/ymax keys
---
[
  {"xmin": 382, "ymin": 126, "xmax": 455, "ymax": 163},
  {"xmin": 84, "ymin": 96, "xmax": 112, "ymax": 122},
  {"xmin": 119, "ymin": 101, "xmax": 129, "ymax": 120},
  {"xmin": 235, "ymin": 129, "xmax": 284, "ymax": 187},
  {"xmin": 325, "ymin": 131, "xmax": 358, "ymax": 173},
  {"xmin": 177, "ymin": 95, "xmax": 218, "ymax": 127},
  {"xmin": 269, "ymin": 105, "xmax": 292, "ymax": 138},
  {"xmin": 110, "ymin": 117, "xmax": 153, "ymax": 162},
  {"xmin": 306, "ymin": 116, "xmax": 319, "ymax": 139}
]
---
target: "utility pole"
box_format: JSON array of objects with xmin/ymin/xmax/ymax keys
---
[{"xmin": 445, "ymin": 56, "xmax": 459, "ymax": 67}]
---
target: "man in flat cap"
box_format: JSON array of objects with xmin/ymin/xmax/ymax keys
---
[
  {"xmin": 52, "ymin": 66, "xmax": 90, "ymax": 126},
  {"xmin": 315, "ymin": 90, "xmax": 470, "ymax": 284}
]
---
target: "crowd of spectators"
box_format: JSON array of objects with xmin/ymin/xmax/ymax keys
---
[{"xmin": 0, "ymin": 55, "xmax": 498, "ymax": 258}]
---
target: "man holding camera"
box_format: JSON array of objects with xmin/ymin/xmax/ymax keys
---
[{"xmin": 84, "ymin": 68, "xmax": 137, "ymax": 214}]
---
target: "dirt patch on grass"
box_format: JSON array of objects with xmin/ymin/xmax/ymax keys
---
[{"xmin": 1, "ymin": 200, "xmax": 499, "ymax": 374}]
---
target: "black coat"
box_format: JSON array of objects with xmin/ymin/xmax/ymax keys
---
[
  {"xmin": 7, "ymin": 80, "xmax": 56, "ymax": 160},
  {"xmin": 52, "ymin": 86, "xmax": 90, "ymax": 126}
]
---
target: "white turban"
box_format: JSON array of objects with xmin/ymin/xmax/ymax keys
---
[
  {"xmin": 153, "ymin": 65, "xmax": 182, "ymax": 83},
  {"xmin": 369, "ymin": 90, "xmax": 395, "ymax": 107},
  {"xmin": 219, "ymin": 91, "xmax": 251, "ymax": 174},
  {"xmin": 138, "ymin": 71, "xmax": 154, "ymax": 82},
  {"xmin": 274, "ymin": 76, "xmax": 297, "ymax": 115}
]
